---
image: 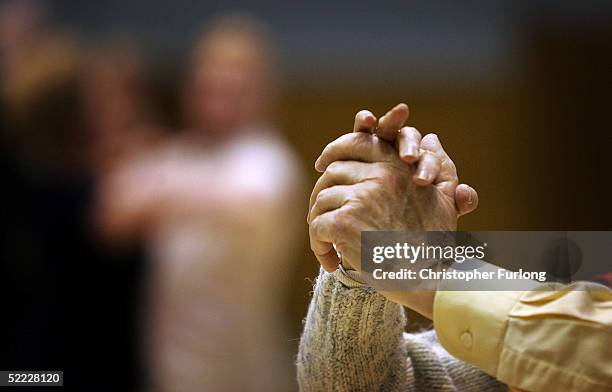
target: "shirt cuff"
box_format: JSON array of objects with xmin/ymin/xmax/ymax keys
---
[
  {"xmin": 333, "ymin": 264, "xmax": 367, "ymax": 288},
  {"xmin": 432, "ymin": 261, "xmax": 529, "ymax": 377}
]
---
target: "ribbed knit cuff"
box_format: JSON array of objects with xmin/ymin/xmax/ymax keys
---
[{"xmin": 333, "ymin": 264, "xmax": 367, "ymax": 288}]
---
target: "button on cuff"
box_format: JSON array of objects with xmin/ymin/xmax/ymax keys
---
[{"xmin": 460, "ymin": 330, "xmax": 473, "ymax": 349}]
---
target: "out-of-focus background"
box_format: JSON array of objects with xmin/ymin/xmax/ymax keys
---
[{"xmin": 1, "ymin": 0, "xmax": 611, "ymax": 390}]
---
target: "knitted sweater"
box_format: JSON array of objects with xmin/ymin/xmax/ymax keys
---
[{"xmin": 297, "ymin": 269, "xmax": 506, "ymax": 391}]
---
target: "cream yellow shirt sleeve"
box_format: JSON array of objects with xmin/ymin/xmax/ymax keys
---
[{"xmin": 433, "ymin": 266, "xmax": 612, "ymax": 392}]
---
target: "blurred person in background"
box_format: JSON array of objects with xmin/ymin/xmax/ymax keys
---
[
  {"xmin": 97, "ymin": 14, "xmax": 303, "ymax": 391},
  {"xmin": 81, "ymin": 39, "xmax": 164, "ymax": 174},
  {"xmin": 0, "ymin": 0, "xmax": 46, "ymax": 91},
  {"xmin": 0, "ymin": 5, "xmax": 157, "ymax": 387}
]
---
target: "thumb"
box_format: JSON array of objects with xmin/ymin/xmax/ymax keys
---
[{"xmin": 455, "ymin": 183, "xmax": 479, "ymax": 217}]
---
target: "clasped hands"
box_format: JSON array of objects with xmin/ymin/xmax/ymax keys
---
[{"xmin": 307, "ymin": 103, "xmax": 479, "ymax": 316}]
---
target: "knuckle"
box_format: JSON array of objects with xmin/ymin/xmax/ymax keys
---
[
  {"xmin": 438, "ymin": 154, "xmax": 456, "ymax": 174},
  {"xmin": 326, "ymin": 160, "xmax": 341, "ymax": 172},
  {"xmin": 315, "ymin": 187, "xmax": 331, "ymax": 204},
  {"xmin": 338, "ymin": 132, "xmax": 361, "ymax": 145},
  {"xmin": 432, "ymin": 153, "xmax": 443, "ymax": 169},
  {"xmin": 309, "ymin": 238, "xmax": 327, "ymax": 256},
  {"xmin": 332, "ymin": 212, "xmax": 353, "ymax": 233},
  {"xmin": 351, "ymin": 184, "xmax": 368, "ymax": 200},
  {"xmin": 421, "ymin": 133, "xmax": 439, "ymax": 148},
  {"xmin": 355, "ymin": 109, "xmax": 371, "ymax": 120},
  {"xmin": 422, "ymin": 149, "xmax": 441, "ymax": 165},
  {"xmin": 325, "ymin": 161, "xmax": 344, "ymax": 177},
  {"xmin": 352, "ymin": 130, "xmax": 374, "ymax": 145},
  {"xmin": 403, "ymin": 126, "xmax": 422, "ymax": 140},
  {"xmin": 309, "ymin": 216, "xmax": 324, "ymax": 237},
  {"xmin": 372, "ymin": 172, "xmax": 398, "ymax": 194},
  {"xmin": 372, "ymin": 162, "xmax": 388, "ymax": 177},
  {"xmin": 322, "ymin": 133, "xmax": 357, "ymax": 159},
  {"xmin": 309, "ymin": 201, "xmax": 320, "ymax": 219},
  {"xmin": 378, "ymin": 165, "xmax": 398, "ymax": 184},
  {"xmin": 446, "ymin": 158, "xmax": 457, "ymax": 173},
  {"xmin": 308, "ymin": 237, "xmax": 318, "ymax": 252},
  {"xmin": 349, "ymin": 199, "xmax": 368, "ymax": 216}
]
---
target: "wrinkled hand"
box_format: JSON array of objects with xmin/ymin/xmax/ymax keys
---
[
  {"xmin": 317, "ymin": 104, "xmax": 477, "ymax": 213},
  {"xmin": 308, "ymin": 104, "xmax": 477, "ymax": 273}
]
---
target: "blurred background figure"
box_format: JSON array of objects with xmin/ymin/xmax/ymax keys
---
[
  {"xmin": 0, "ymin": 2, "xmax": 153, "ymax": 389},
  {"xmin": 97, "ymin": 14, "xmax": 303, "ymax": 391},
  {"xmin": 0, "ymin": 0, "xmax": 46, "ymax": 91},
  {"xmin": 81, "ymin": 39, "xmax": 164, "ymax": 175}
]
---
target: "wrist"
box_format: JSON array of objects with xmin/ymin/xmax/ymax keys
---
[
  {"xmin": 337, "ymin": 255, "xmax": 367, "ymax": 287},
  {"xmin": 381, "ymin": 289, "xmax": 436, "ymax": 319},
  {"xmin": 379, "ymin": 261, "xmax": 443, "ymax": 319}
]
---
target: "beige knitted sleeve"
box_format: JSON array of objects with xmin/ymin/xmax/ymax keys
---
[
  {"xmin": 297, "ymin": 269, "xmax": 411, "ymax": 391},
  {"xmin": 296, "ymin": 269, "xmax": 506, "ymax": 392}
]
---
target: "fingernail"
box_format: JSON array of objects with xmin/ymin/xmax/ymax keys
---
[
  {"xmin": 417, "ymin": 169, "xmax": 431, "ymax": 182},
  {"xmin": 466, "ymin": 187, "xmax": 474, "ymax": 204},
  {"xmin": 314, "ymin": 157, "xmax": 321, "ymax": 171},
  {"xmin": 405, "ymin": 145, "xmax": 418, "ymax": 159}
]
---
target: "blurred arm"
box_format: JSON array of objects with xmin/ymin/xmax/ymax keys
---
[{"xmin": 97, "ymin": 137, "xmax": 301, "ymax": 240}]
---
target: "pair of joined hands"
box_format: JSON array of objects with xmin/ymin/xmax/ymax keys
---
[{"xmin": 307, "ymin": 103, "xmax": 479, "ymax": 316}]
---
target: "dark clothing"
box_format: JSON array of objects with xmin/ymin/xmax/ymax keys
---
[{"xmin": 0, "ymin": 128, "xmax": 145, "ymax": 390}]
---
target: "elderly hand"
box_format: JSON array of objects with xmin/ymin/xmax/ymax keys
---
[{"xmin": 308, "ymin": 104, "xmax": 477, "ymax": 273}]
